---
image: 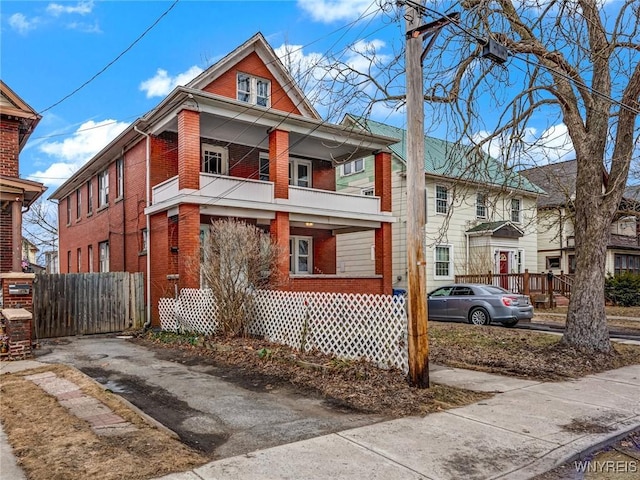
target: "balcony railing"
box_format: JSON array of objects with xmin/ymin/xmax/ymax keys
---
[{"xmin": 151, "ymin": 174, "xmax": 384, "ymax": 219}]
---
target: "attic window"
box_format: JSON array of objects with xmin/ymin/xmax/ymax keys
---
[{"xmin": 237, "ymin": 73, "xmax": 270, "ymax": 107}]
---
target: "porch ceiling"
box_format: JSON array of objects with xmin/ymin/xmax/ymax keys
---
[{"xmin": 147, "ymin": 89, "xmax": 398, "ymax": 164}]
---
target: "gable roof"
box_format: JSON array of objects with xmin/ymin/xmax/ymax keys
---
[
  {"xmin": 344, "ymin": 116, "xmax": 543, "ymax": 195},
  {"xmin": 0, "ymin": 80, "xmax": 42, "ymax": 151},
  {"xmin": 466, "ymin": 220, "xmax": 524, "ymax": 238},
  {"xmin": 519, "ymin": 160, "xmax": 578, "ymax": 208},
  {"xmin": 186, "ymin": 32, "xmax": 320, "ymax": 120}
]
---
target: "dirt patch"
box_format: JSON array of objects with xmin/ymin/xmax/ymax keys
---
[
  {"xmin": 561, "ymin": 418, "xmax": 616, "ymax": 434},
  {"xmin": 0, "ymin": 364, "xmax": 206, "ymax": 480},
  {"xmin": 429, "ymin": 323, "xmax": 640, "ymax": 381}
]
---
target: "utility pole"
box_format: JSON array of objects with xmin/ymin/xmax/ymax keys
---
[
  {"xmin": 404, "ymin": 0, "xmax": 429, "ymax": 388},
  {"xmin": 402, "ymin": 0, "xmax": 462, "ymax": 388}
]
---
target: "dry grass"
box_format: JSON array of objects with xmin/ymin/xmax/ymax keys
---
[
  {"xmin": 543, "ymin": 305, "xmax": 640, "ymax": 319},
  {"xmin": 0, "ymin": 364, "xmax": 206, "ymax": 480},
  {"xmin": 430, "ymin": 323, "xmax": 640, "ymax": 381}
]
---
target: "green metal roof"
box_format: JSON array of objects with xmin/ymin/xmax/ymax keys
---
[{"xmin": 349, "ymin": 117, "xmax": 544, "ymax": 195}]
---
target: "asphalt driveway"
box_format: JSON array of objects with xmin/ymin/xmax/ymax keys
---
[{"xmin": 35, "ymin": 335, "xmax": 385, "ymax": 459}]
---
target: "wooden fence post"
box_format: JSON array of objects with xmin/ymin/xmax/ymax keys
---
[{"xmin": 523, "ymin": 269, "xmax": 530, "ymax": 296}]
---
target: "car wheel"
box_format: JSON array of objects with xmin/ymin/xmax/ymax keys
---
[
  {"xmin": 469, "ymin": 307, "xmax": 490, "ymax": 326},
  {"xmin": 502, "ymin": 319, "xmax": 519, "ymax": 328}
]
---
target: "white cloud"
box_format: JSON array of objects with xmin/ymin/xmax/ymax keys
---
[
  {"xmin": 46, "ymin": 0, "xmax": 94, "ymax": 17},
  {"xmin": 139, "ymin": 66, "xmax": 204, "ymax": 98},
  {"xmin": 297, "ymin": 0, "xmax": 376, "ymax": 23},
  {"xmin": 8, "ymin": 13, "xmax": 39, "ymax": 34},
  {"xmin": 472, "ymin": 123, "xmax": 575, "ymax": 165},
  {"xmin": 31, "ymin": 119, "xmax": 129, "ymax": 189},
  {"xmin": 66, "ymin": 21, "xmax": 102, "ymax": 33}
]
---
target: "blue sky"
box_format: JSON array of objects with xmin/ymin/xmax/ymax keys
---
[
  {"xmin": 3, "ymin": 0, "xmax": 413, "ymax": 193},
  {"xmin": 2, "ymin": 0, "xmax": 586, "ymax": 195}
]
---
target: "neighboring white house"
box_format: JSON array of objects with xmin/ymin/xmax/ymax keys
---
[
  {"xmin": 521, "ymin": 160, "xmax": 640, "ymax": 276},
  {"xmin": 336, "ymin": 116, "xmax": 544, "ymax": 292}
]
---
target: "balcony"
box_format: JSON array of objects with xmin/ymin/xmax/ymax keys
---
[{"xmin": 149, "ymin": 174, "xmax": 392, "ymax": 227}]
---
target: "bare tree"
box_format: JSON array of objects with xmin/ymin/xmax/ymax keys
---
[
  {"xmin": 22, "ymin": 198, "xmax": 58, "ymax": 267},
  {"xmin": 201, "ymin": 219, "xmax": 281, "ymax": 336},
  {"xmin": 306, "ymin": 0, "xmax": 639, "ymax": 353}
]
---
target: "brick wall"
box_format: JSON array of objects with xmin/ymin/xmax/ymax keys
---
[
  {"xmin": 0, "ymin": 275, "xmax": 34, "ymax": 311},
  {"xmin": 289, "ymin": 276, "xmax": 385, "ymax": 295},
  {"xmin": 202, "ymin": 51, "xmax": 303, "ymax": 115},
  {"xmin": 0, "ymin": 118, "xmax": 19, "ymax": 177},
  {"xmin": 178, "ymin": 109, "xmax": 200, "ymax": 190},
  {"xmin": 312, "ymin": 160, "xmax": 336, "ymax": 191},
  {"xmin": 269, "ymin": 129, "xmax": 289, "ymax": 199}
]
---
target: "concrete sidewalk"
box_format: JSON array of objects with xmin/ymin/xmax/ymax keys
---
[
  {"xmin": 1, "ymin": 361, "xmax": 639, "ymax": 480},
  {"xmin": 154, "ymin": 364, "xmax": 640, "ymax": 480}
]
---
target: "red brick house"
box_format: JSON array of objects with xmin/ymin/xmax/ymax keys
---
[
  {"xmin": 50, "ymin": 33, "xmax": 397, "ymax": 326},
  {"xmin": 0, "ymin": 80, "xmax": 47, "ymax": 274}
]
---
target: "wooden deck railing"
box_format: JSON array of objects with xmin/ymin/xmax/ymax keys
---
[{"xmin": 454, "ymin": 270, "xmax": 573, "ymax": 298}]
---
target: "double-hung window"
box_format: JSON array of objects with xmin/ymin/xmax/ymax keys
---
[
  {"xmin": 511, "ymin": 198, "xmax": 522, "ymax": 223},
  {"xmin": 66, "ymin": 197, "xmax": 71, "ymax": 225},
  {"xmin": 476, "ymin": 192, "xmax": 487, "ymax": 219},
  {"xmin": 98, "ymin": 170, "xmax": 109, "ymax": 207},
  {"xmin": 237, "ymin": 73, "xmax": 270, "ymax": 107},
  {"xmin": 342, "ymin": 158, "xmax": 364, "ymax": 176},
  {"xmin": 202, "ymin": 144, "xmax": 229, "ymax": 175},
  {"xmin": 290, "ymin": 236, "xmax": 312, "ymax": 274},
  {"xmin": 116, "ymin": 158, "xmax": 124, "ymax": 198},
  {"xmin": 259, "ymin": 153, "xmax": 270, "ymax": 181},
  {"xmin": 289, "ymin": 158, "xmax": 312, "ymax": 187},
  {"xmin": 76, "ymin": 189, "xmax": 82, "ymax": 219},
  {"xmin": 99, "ymin": 241, "xmax": 109, "ymax": 272},
  {"xmin": 87, "ymin": 180, "xmax": 93, "ymax": 215},
  {"xmin": 434, "ymin": 245, "xmax": 453, "ymax": 278},
  {"xmin": 435, "ymin": 185, "xmax": 449, "ymax": 214}
]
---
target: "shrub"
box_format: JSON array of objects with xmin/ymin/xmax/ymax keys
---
[{"xmin": 605, "ymin": 272, "xmax": 640, "ymax": 306}]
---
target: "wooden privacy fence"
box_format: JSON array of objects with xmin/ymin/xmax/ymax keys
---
[{"xmin": 33, "ymin": 272, "xmax": 145, "ymax": 338}]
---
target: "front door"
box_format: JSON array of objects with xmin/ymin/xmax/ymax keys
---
[{"xmin": 499, "ymin": 251, "xmax": 509, "ymax": 289}]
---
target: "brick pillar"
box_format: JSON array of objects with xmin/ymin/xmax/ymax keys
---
[
  {"xmin": 178, "ymin": 204, "xmax": 201, "ymax": 290},
  {"xmin": 270, "ymin": 211, "xmax": 290, "ymax": 286},
  {"xmin": 374, "ymin": 150, "xmax": 392, "ymax": 213},
  {"xmin": 149, "ymin": 212, "xmax": 169, "ymax": 326},
  {"xmin": 269, "ymin": 129, "xmax": 289, "ymax": 199},
  {"xmin": 375, "ymin": 150, "xmax": 393, "ymax": 295},
  {"xmin": 375, "ymin": 223, "xmax": 392, "ymax": 295},
  {"xmin": 178, "ymin": 108, "xmax": 200, "ymax": 190}
]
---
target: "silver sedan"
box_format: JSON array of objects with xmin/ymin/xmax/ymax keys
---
[{"xmin": 427, "ymin": 283, "xmax": 534, "ymax": 327}]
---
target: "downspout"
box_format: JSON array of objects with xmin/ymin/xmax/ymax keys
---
[{"xmin": 134, "ymin": 126, "xmax": 152, "ymax": 330}]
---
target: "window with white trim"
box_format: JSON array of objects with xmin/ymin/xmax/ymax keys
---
[
  {"xmin": 77, "ymin": 248, "xmax": 81, "ymax": 273},
  {"xmin": 237, "ymin": 73, "xmax": 270, "ymax": 107},
  {"xmin": 99, "ymin": 241, "xmax": 109, "ymax": 272},
  {"xmin": 361, "ymin": 187, "xmax": 374, "ymax": 196},
  {"xmin": 476, "ymin": 192, "xmax": 487, "ymax": 219},
  {"xmin": 76, "ymin": 189, "xmax": 82, "ymax": 219},
  {"xmin": 202, "ymin": 144, "xmax": 229, "ymax": 175},
  {"xmin": 259, "ymin": 153, "xmax": 270, "ymax": 181},
  {"xmin": 290, "ymin": 236, "xmax": 312, "ymax": 274},
  {"xmin": 98, "ymin": 170, "xmax": 109, "ymax": 207},
  {"xmin": 511, "ymin": 198, "xmax": 522, "ymax": 223},
  {"xmin": 87, "ymin": 180, "xmax": 93, "ymax": 215},
  {"xmin": 66, "ymin": 197, "xmax": 71, "ymax": 225},
  {"xmin": 434, "ymin": 245, "xmax": 453, "ymax": 278},
  {"xmin": 289, "ymin": 158, "xmax": 312, "ymax": 187},
  {"xmin": 435, "ymin": 185, "xmax": 449, "ymax": 214},
  {"xmin": 88, "ymin": 245, "xmax": 93, "ymax": 273},
  {"xmin": 517, "ymin": 249, "xmax": 525, "ymax": 274},
  {"xmin": 116, "ymin": 158, "xmax": 124, "ymax": 198},
  {"xmin": 341, "ymin": 158, "xmax": 365, "ymax": 176}
]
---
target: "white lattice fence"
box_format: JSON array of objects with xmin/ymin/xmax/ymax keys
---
[{"xmin": 158, "ymin": 289, "xmax": 408, "ymax": 372}]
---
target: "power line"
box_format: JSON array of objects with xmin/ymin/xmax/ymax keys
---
[{"xmin": 40, "ymin": 0, "xmax": 180, "ymax": 114}]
